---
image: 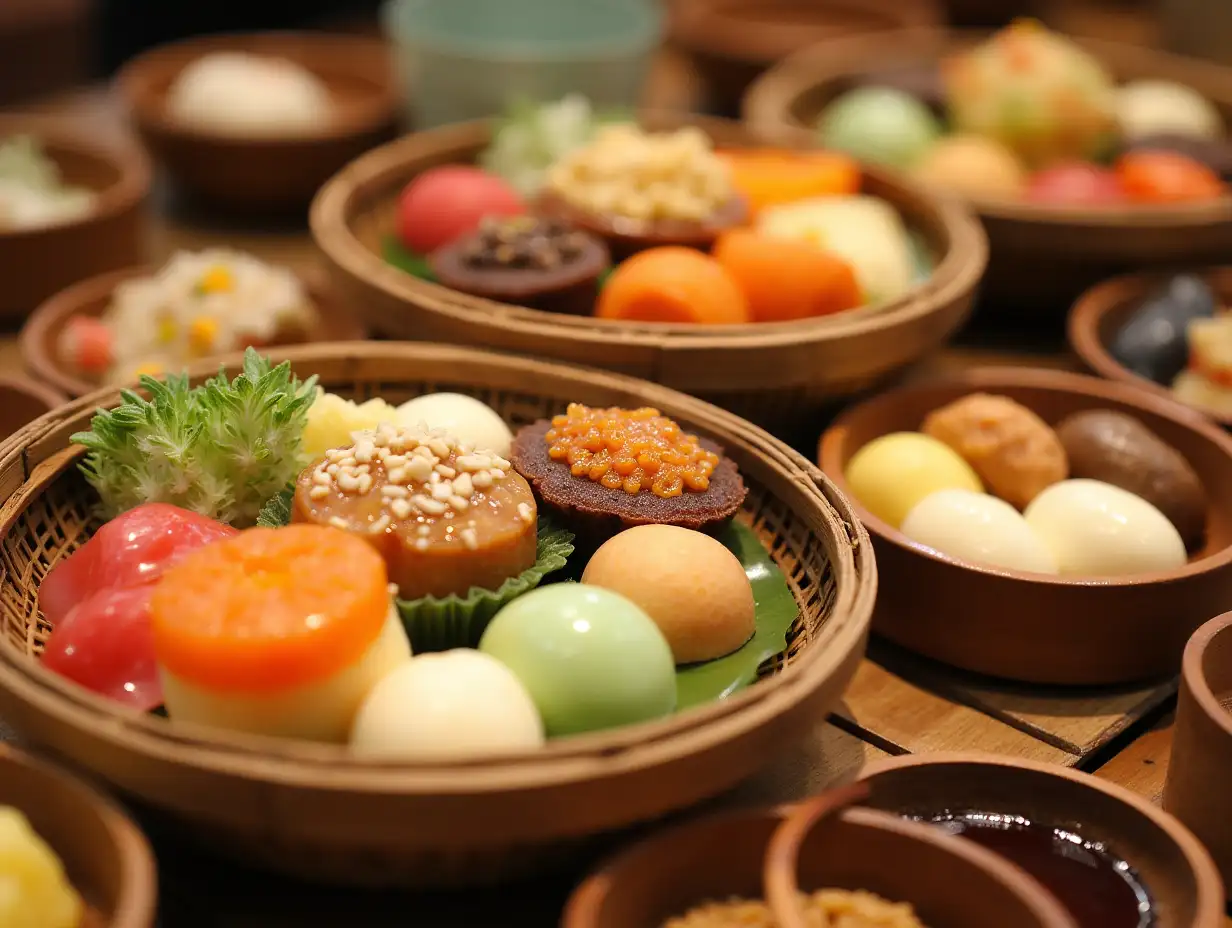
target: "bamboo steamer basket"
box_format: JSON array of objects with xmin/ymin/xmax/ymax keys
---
[
  {"xmin": 744, "ymin": 29, "xmax": 1232, "ymax": 318},
  {"xmin": 310, "ymin": 114, "xmax": 987, "ymax": 441},
  {"xmin": 0, "ymin": 342, "xmax": 875, "ymax": 888}
]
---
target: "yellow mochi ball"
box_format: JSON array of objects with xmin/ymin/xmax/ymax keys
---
[
  {"xmin": 0, "ymin": 806, "xmax": 82, "ymax": 928},
  {"xmin": 844, "ymin": 432, "xmax": 983, "ymax": 529},
  {"xmin": 581, "ymin": 525, "xmax": 755, "ymax": 665}
]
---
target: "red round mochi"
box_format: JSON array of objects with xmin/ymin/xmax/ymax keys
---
[{"xmin": 396, "ymin": 166, "xmax": 525, "ymax": 254}]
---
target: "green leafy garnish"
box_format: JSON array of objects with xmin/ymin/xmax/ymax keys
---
[
  {"xmin": 382, "ymin": 237, "xmax": 436, "ymax": 281},
  {"xmin": 256, "ymin": 485, "xmax": 296, "ymax": 528},
  {"xmin": 674, "ymin": 521, "xmax": 799, "ymax": 710},
  {"xmin": 72, "ymin": 349, "xmax": 317, "ymax": 526},
  {"xmin": 398, "ymin": 519, "xmax": 575, "ymax": 652}
]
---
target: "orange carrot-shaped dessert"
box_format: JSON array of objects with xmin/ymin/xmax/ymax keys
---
[{"xmin": 150, "ymin": 525, "xmax": 411, "ymax": 742}]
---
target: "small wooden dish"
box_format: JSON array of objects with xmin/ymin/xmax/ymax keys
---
[
  {"xmin": 311, "ymin": 113, "xmax": 987, "ymax": 440},
  {"xmin": 666, "ymin": 0, "xmax": 939, "ymax": 114},
  {"xmin": 0, "ymin": 342, "xmax": 875, "ymax": 887},
  {"xmin": 0, "ymin": 744, "xmax": 156, "ymax": 928},
  {"xmin": 1068, "ymin": 267, "xmax": 1232, "ymax": 427},
  {"xmin": 1164, "ymin": 612, "xmax": 1232, "ymax": 896},
  {"xmin": 0, "ymin": 375, "xmax": 66, "ymax": 444},
  {"xmin": 116, "ymin": 32, "xmax": 398, "ymax": 213},
  {"xmin": 18, "ymin": 264, "xmax": 368, "ymax": 398},
  {"xmin": 564, "ymin": 795, "xmax": 1074, "ymax": 928},
  {"xmin": 817, "ymin": 366, "xmax": 1232, "ymax": 685},
  {"xmin": 743, "ymin": 28, "xmax": 1232, "ymax": 316},
  {"xmin": 0, "ymin": 116, "xmax": 149, "ymax": 322},
  {"xmin": 860, "ymin": 753, "xmax": 1226, "ymax": 928}
]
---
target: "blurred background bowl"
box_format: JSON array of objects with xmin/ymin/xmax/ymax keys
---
[
  {"xmin": 382, "ymin": 0, "xmax": 663, "ymax": 128},
  {"xmin": 117, "ymin": 31, "xmax": 398, "ymax": 214},
  {"xmin": 19, "ymin": 265, "xmax": 367, "ymax": 398},
  {"xmin": 0, "ymin": 744, "xmax": 157, "ymax": 928},
  {"xmin": 1067, "ymin": 267, "xmax": 1232, "ymax": 427},
  {"xmin": 665, "ymin": 0, "xmax": 939, "ymax": 116},
  {"xmin": 0, "ymin": 116, "xmax": 149, "ymax": 322},
  {"xmin": 744, "ymin": 28, "xmax": 1232, "ymax": 324}
]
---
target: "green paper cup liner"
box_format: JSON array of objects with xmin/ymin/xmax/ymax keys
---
[{"xmin": 398, "ymin": 519, "xmax": 575, "ymax": 651}]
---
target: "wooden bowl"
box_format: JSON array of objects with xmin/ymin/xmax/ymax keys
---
[
  {"xmin": 18, "ymin": 264, "xmax": 368, "ymax": 398},
  {"xmin": 1164, "ymin": 612, "xmax": 1232, "ymax": 896},
  {"xmin": 744, "ymin": 28, "xmax": 1232, "ymax": 317},
  {"xmin": 311, "ymin": 113, "xmax": 987, "ymax": 441},
  {"xmin": 1068, "ymin": 267, "xmax": 1232, "ymax": 427},
  {"xmin": 563, "ymin": 801, "xmax": 1074, "ymax": 928},
  {"xmin": 0, "ymin": 744, "xmax": 157, "ymax": 928},
  {"xmin": 0, "ymin": 341, "xmax": 875, "ymax": 888},
  {"xmin": 860, "ymin": 753, "xmax": 1226, "ymax": 928},
  {"xmin": 0, "ymin": 116, "xmax": 149, "ymax": 322},
  {"xmin": 666, "ymin": 0, "xmax": 939, "ymax": 115},
  {"xmin": 116, "ymin": 32, "xmax": 399, "ymax": 213},
  {"xmin": 0, "ymin": 375, "xmax": 66, "ymax": 443},
  {"xmin": 817, "ymin": 366, "xmax": 1232, "ymax": 685}
]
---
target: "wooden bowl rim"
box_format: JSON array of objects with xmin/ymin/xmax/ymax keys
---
[
  {"xmin": 0, "ymin": 744, "xmax": 157, "ymax": 928},
  {"xmin": 115, "ymin": 30, "xmax": 399, "ymax": 145},
  {"xmin": 0, "ymin": 340, "xmax": 875, "ymax": 795},
  {"xmin": 563, "ymin": 801, "xmax": 1076, "ymax": 928},
  {"xmin": 0, "ymin": 374, "xmax": 67, "ymax": 416},
  {"xmin": 817, "ymin": 364, "xmax": 1232, "ymax": 586},
  {"xmin": 667, "ymin": 0, "xmax": 938, "ymax": 66},
  {"xmin": 743, "ymin": 27, "xmax": 1232, "ymax": 229},
  {"xmin": 19, "ymin": 262, "xmax": 367, "ymax": 398},
  {"xmin": 309, "ymin": 114, "xmax": 989, "ymax": 348},
  {"xmin": 1067, "ymin": 266, "xmax": 1232, "ymax": 427},
  {"xmin": 860, "ymin": 751, "xmax": 1227, "ymax": 927},
  {"xmin": 1180, "ymin": 611, "xmax": 1232, "ymax": 742},
  {"xmin": 0, "ymin": 116, "xmax": 151, "ymax": 242}
]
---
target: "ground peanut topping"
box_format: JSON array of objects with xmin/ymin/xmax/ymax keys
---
[
  {"xmin": 307, "ymin": 423, "xmax": 531, "ymax": 546},
  {"xmin": 545, "ymin": 403, "xmax": 719, "ymax": 498}
]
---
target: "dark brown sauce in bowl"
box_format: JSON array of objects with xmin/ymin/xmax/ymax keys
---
[{"xmin": 918, "ymin": 811, "xmax": 1155, "ymax": 928}]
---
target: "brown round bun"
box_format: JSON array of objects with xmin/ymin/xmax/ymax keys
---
[{"xmin": 582, "ymin": 524, "xmax": 756, "ymax": 664}]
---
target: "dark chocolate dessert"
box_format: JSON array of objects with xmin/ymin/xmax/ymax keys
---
[
  {"xmin": 429, "ymin": 216, "xmax": 609, "ymax": 315},
  {"xmin": 538, "ymin": 190, "xmax": 748, "ymax": 261},
  {"xmin": 510, "ymin": 404, "xmax": 747, "ymax": 546}
]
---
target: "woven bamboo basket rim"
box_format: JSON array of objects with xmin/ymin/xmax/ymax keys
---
[
  {"xmin": 18, "ymin": 263, "xmax": 368, "ymax": 398},
  {"xmin": 0, "ymin": 114, "xmax": 151, "ymax": 242},
  {"xmin": 309, "ymin": 113, "xmax": 988, "ymax": 348},
  {"xmin": 115, "ymin": 31, "xmax": 398, "ymax": 145},
  {"xmin": 0, "ymin": 341, "xmax": 875, "ymax": 797},
  {"xmin": 743, "ymin": 27, "xmax": 1232, "ymax": 230}
]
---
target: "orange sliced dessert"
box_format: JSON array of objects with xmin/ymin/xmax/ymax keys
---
[{"xmin": 150, "ymin": 524, "xmax": 411, "ymax": 742}]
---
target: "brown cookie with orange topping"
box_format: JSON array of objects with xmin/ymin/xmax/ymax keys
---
[
  {"xmin": 293, "ymin": 423, "xmax": 539, "ymax": 601},
  {"xmin": 509, "ymin": 404, "xmax": 746, "ymax": 545}
]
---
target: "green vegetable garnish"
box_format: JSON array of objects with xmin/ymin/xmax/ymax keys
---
[
  {"xmin": 256, "ymin": 484, "xmax": 296, "ymax": 528},
  {"xmin": 73, "ymin": 349, "xmax": 317, "ymax": 526}
]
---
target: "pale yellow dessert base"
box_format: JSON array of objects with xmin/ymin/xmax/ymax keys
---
[{"xmin": 161, "ymin": 607, "xmax": 411, "ymax": 742}]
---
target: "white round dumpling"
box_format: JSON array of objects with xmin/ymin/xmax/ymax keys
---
[
  {"xmin": 395, "ymin": 393, "xmax": 513, "ymax": 457},
  {"xmin": 901, "ymin": 489, "xmax": 1057, "ymax": 574},
  {"xmin": 1116, "ymin": 80, "xmax": 1224, "ymax": 141},
  {"xmin": 167, "ymin": 52, "xmax": 332, "ymax": 136},
  {"xmin": 1024, "ymin": 479, "xmax": 1186, "ymax": 577},
  {"xmin": 351, "ymin": 651, "xmax": 544, "ymax": 760}
]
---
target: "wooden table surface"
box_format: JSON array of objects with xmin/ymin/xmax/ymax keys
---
[{"xmin": 1, "ymin": 31, "xmax": 1226, "ymax": 927}]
